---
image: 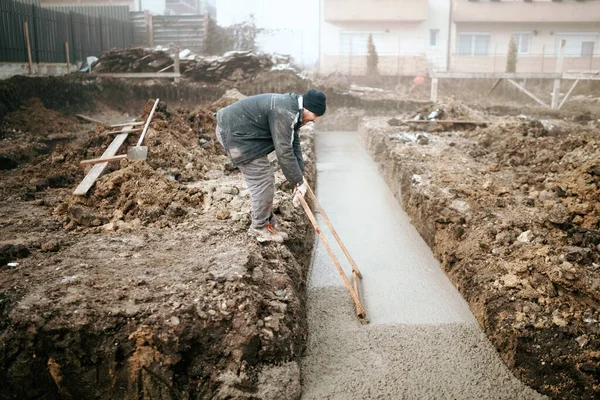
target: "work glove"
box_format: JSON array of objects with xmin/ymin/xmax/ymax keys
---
[{"xmin": 293, "ymin": 178, "xmax": 308, "ymax": 207}]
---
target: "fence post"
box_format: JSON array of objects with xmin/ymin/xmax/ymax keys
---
[
  {"xmin": 204, "ymin": 13, "xmax": 209, "ymax": 54},
  {"xmin": 24, "ymin": 22, "xmax": 33, "ymax": 74},
  {"xmin": 430, "ymin": 77, "xmax": 439, "ymax": 102},
  {"xmin": 31, "ymin": 5, "xmax": 40, "ymax": 65},
  {"xmin": 174, "ymin": 46, "xmax": 180, "ymax": 83},
  {"xmin": 540, "ymin": 45, "xmax": 545, "ymax": 73},
  {"xmin": 65, "ymin": 42, "xmax": 70, "ymax": 74},
  {"xmin": 551, "ymin": 39, "xmax": 565, "ymax": 109},
  {"xmin": 69, "ymin": 12, "xmax": 79, "ymax": 64},
  {"xmin": 145, "ymin": 10, "xmax": 154, "ymax": 48},
  {"xmin": 349, "ymin": 41, "xmax": 352, "ymax": 76},
  {"xmin": 493, "ymin": 43, "xmax": 497, "ymax": 73}
]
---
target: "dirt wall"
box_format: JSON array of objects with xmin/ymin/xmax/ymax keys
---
[
  {"xmin": 0, "ymin": 93, "xmax": 317, "ymax": 399},
  {"xmin": 360, "ymin": 111, "xmax": 600, "ymax": 399}
]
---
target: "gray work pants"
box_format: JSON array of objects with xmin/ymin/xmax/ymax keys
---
[{"xmin": 216, "ymin": 125, "xmax": 276, "ymax": 229}]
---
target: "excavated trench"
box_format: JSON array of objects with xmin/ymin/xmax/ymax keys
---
[
  {"xmin": 300, "ymin": 130, "xmax": 545, "ymax": 399},
  {"xmin": 2, "ymin": 75, "xmax": 598, "ymax": 399}
]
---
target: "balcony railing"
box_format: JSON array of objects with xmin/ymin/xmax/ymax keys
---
[
  {"xmin": 320, "ymin": 53, "xmax": 599, "ymax": 75},
  {"xmin": 324, "ymin": 0, "xmax": 428, "ymax": 22},
  {"xmin": 453, "ymin": 0, "xmax": 600, "ymax": 23}
]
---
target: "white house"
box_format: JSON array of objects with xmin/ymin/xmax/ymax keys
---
[{"xmin": 319, "ymin": 0, "xmax": 600, "ymax": 75}]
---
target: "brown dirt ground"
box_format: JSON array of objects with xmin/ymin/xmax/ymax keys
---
[
  {"xmin": 0, "ymin": 93, "xmax": 316, "ymax": 399},
  {"xmin": 360, "ymin": 99, "xmax": 600, "ymax": 399}
]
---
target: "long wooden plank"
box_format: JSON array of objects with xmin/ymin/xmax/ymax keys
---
[
  {"xmin": 92, "ymin": 72, "xmax": 181, "ymax": 78},
  {"xmin": 432, "ymin": 72, "xmax": 561, "ymax": 80},
  {"xmin": 73, "ymin": 132, "xmax": 128, "ymax": 195},
  {"xmin": 507, "ymin": 79, "xmax": 550, "ymax": 108},
  {"xmin": 400, "ymin": 119, "xmax": 489, "ymax": 125},
  {"xmin": 77, "ymin": 114, "xmax": 104, "ymax": 124},
  {"xmin": 110, "ymin": 121, "xmax": 144, "ymax": 128}
]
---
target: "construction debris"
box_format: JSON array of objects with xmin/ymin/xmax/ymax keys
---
[
  {"xmin": 91, "ymin": 48, "xmax": 293, "ymax": 83},
  {"xmin": 91, "ymin": 48, "xmax": 172, "ymax": 73}
]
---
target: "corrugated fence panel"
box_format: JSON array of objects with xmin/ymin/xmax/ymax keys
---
[
  {"xmin": 0, "ymin": 0, "xmax": 35, "ymax": 62},
  {"xmin": 44, "ymin": 5, "xmax": 129, "ymax": 22},
  {"xmin": 32, "ymin": 7, "xmax": 71, "ymax": 63},
  {"xmin": 152, "ymin": 15, "xmax": 205, "ymax": 53},
  {"xmin": 0, "ymin": 0, "xmax": 134, "ymax": 63},
  {"xmin": 15, "ymin": 0, "xmax": 41, "ymax": 6},
  {"xmin": 130, "ymin": 11, "xmax": 148, "ymax": 48}
]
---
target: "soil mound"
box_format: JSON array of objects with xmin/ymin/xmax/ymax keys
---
[{"xmin": 1, "ymin": 98, "xmax": 79, "ymax": 138}]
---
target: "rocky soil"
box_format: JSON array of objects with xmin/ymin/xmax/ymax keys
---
[
  {"xmin": 0, "ymin": 93, "xmax": 315, "ymax": 399},
  {"xmin": 360, "ymin": 100, "xmax": 600, "ymax": 399}
]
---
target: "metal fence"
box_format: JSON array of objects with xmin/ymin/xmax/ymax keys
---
[
  {"xmin": 130, "ymin": 11, "xmax": 207, "ymax": 54},
  {"xmin": 0, "ymin": 0, "xmax": 133, "ymax": 64},
  {"xmin": 44, "ymin": 5, "xmax": 130, "ymax": 22}
]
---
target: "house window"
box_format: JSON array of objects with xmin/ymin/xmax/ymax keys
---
[
  {"xmin": 430, "ymin": 29, "xmax": 439, "ymax": 47},
  {"xmin": 512, "ymin": 32, "xmax": 531, "ymax": 55},
  {"xmin": 340, "ymin": 32, "xmax": 385, "ymax": 55},
  {"xmin": 582, "ymin": 42, "xmax": 595, "ymax": 57},
  {"xmin": 556, "ymin": 33, "xmax": 598, "ymax": 57},
  {"xmin": 458, "ymin": 33, "xmax": 490, "ymax": 56}
]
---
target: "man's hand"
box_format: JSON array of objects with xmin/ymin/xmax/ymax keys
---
[{"xmin": 293, "ymin": 178, "xmax": 308, "ymax": 207}]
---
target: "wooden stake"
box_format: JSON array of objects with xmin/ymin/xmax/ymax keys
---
[
  {"xmin": 507, "ymin": 79, "xmax": 549, "ymax": 108},
  {"xmin": 24, "ymin": 22, "xmax": 33, "ymax": 75},
  {"xmin": 158, "ymin": 64, "xmax": 173, "ymax": 73},
  {"xmin": 306, "ymin": 184, "xmax": 362, "ymax": 279},
  {"xmin": 65, "ymin": 42, "xmax": 70, "ymax": 74},
  {"xmin": 80, "ymin": 154, "xmax": 127, "ymax": 167},
  {"xmin": 488, "ymin": 78, "xmax": 502, "ymax": 95},
  {"xmin": 104, "ymin": 128, "xmax": 142, "ymax": 135},
  {"xmin": 558, "ymin": 79, "xmax": 579, "ymax": 110},
  {"xmin": 298, "ymin": 194, "xmax": 367, "ymax": 320},
  {"xmin": 173, "ymin": 47, "xmax": 180, "ymax": 84},
  {"xmin": 76, "ymin": 114, "xmax": 105, "ymax": 124},
  {"xmin": 110, "ymin": 121, "xmax": 144, "ymax": 128}
]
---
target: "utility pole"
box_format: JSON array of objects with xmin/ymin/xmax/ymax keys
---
[{"xmin": 446, "ymin": 0, "xmax": 453, "ymax": 72}]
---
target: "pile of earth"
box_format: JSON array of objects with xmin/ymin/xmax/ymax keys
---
[
  {"xmin": 360, "ymin": 110, "xmax": 600, "ymax": 399},
  {"xmin": 53, "ymin": 94, "xmax": 245, "ymax": 230},
  {"xmin": 0, "ymin": 98, "xmax": 84, "ymax": 171}
]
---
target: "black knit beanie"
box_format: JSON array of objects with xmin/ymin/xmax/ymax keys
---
[{"xmin": 303, "ymin": 88, "xmax": 326, "ymax": 116}]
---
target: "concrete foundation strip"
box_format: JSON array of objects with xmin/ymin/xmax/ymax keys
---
[{"xmin": 297, "ymin": 191, "xmax": 368, "ymax": 322}]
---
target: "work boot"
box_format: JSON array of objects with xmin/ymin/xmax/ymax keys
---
[
  {"xmin": 271, "ymin": 221, "xmax": 289, "ymax": 241},
  {"xmin": 248, "ymin": 223, "xmax": 287, "ymax": 243}
]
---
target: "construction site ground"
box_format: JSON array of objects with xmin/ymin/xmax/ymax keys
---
[{"xmin": 0, "ymin": 75, "xmax": 599, "ymax": 399}]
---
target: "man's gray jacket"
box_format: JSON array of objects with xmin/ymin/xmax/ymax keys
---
[{"xmin": 216, "ymin": 93, "xmax": 305, "ymax": 187}]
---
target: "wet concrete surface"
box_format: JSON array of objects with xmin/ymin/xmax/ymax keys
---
[{"xmin": 300, "ymin": 131, "xmax": 545, "ymax": 399}]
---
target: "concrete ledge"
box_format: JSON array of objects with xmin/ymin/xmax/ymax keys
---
[{"xmin": 0, "ymin": 63, "xmax": 79, "ymax": 80}]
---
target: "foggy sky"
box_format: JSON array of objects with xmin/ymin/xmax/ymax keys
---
[{"xmin": 139, "ymin": 0, "xmax": 320, "ymax": 67}]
